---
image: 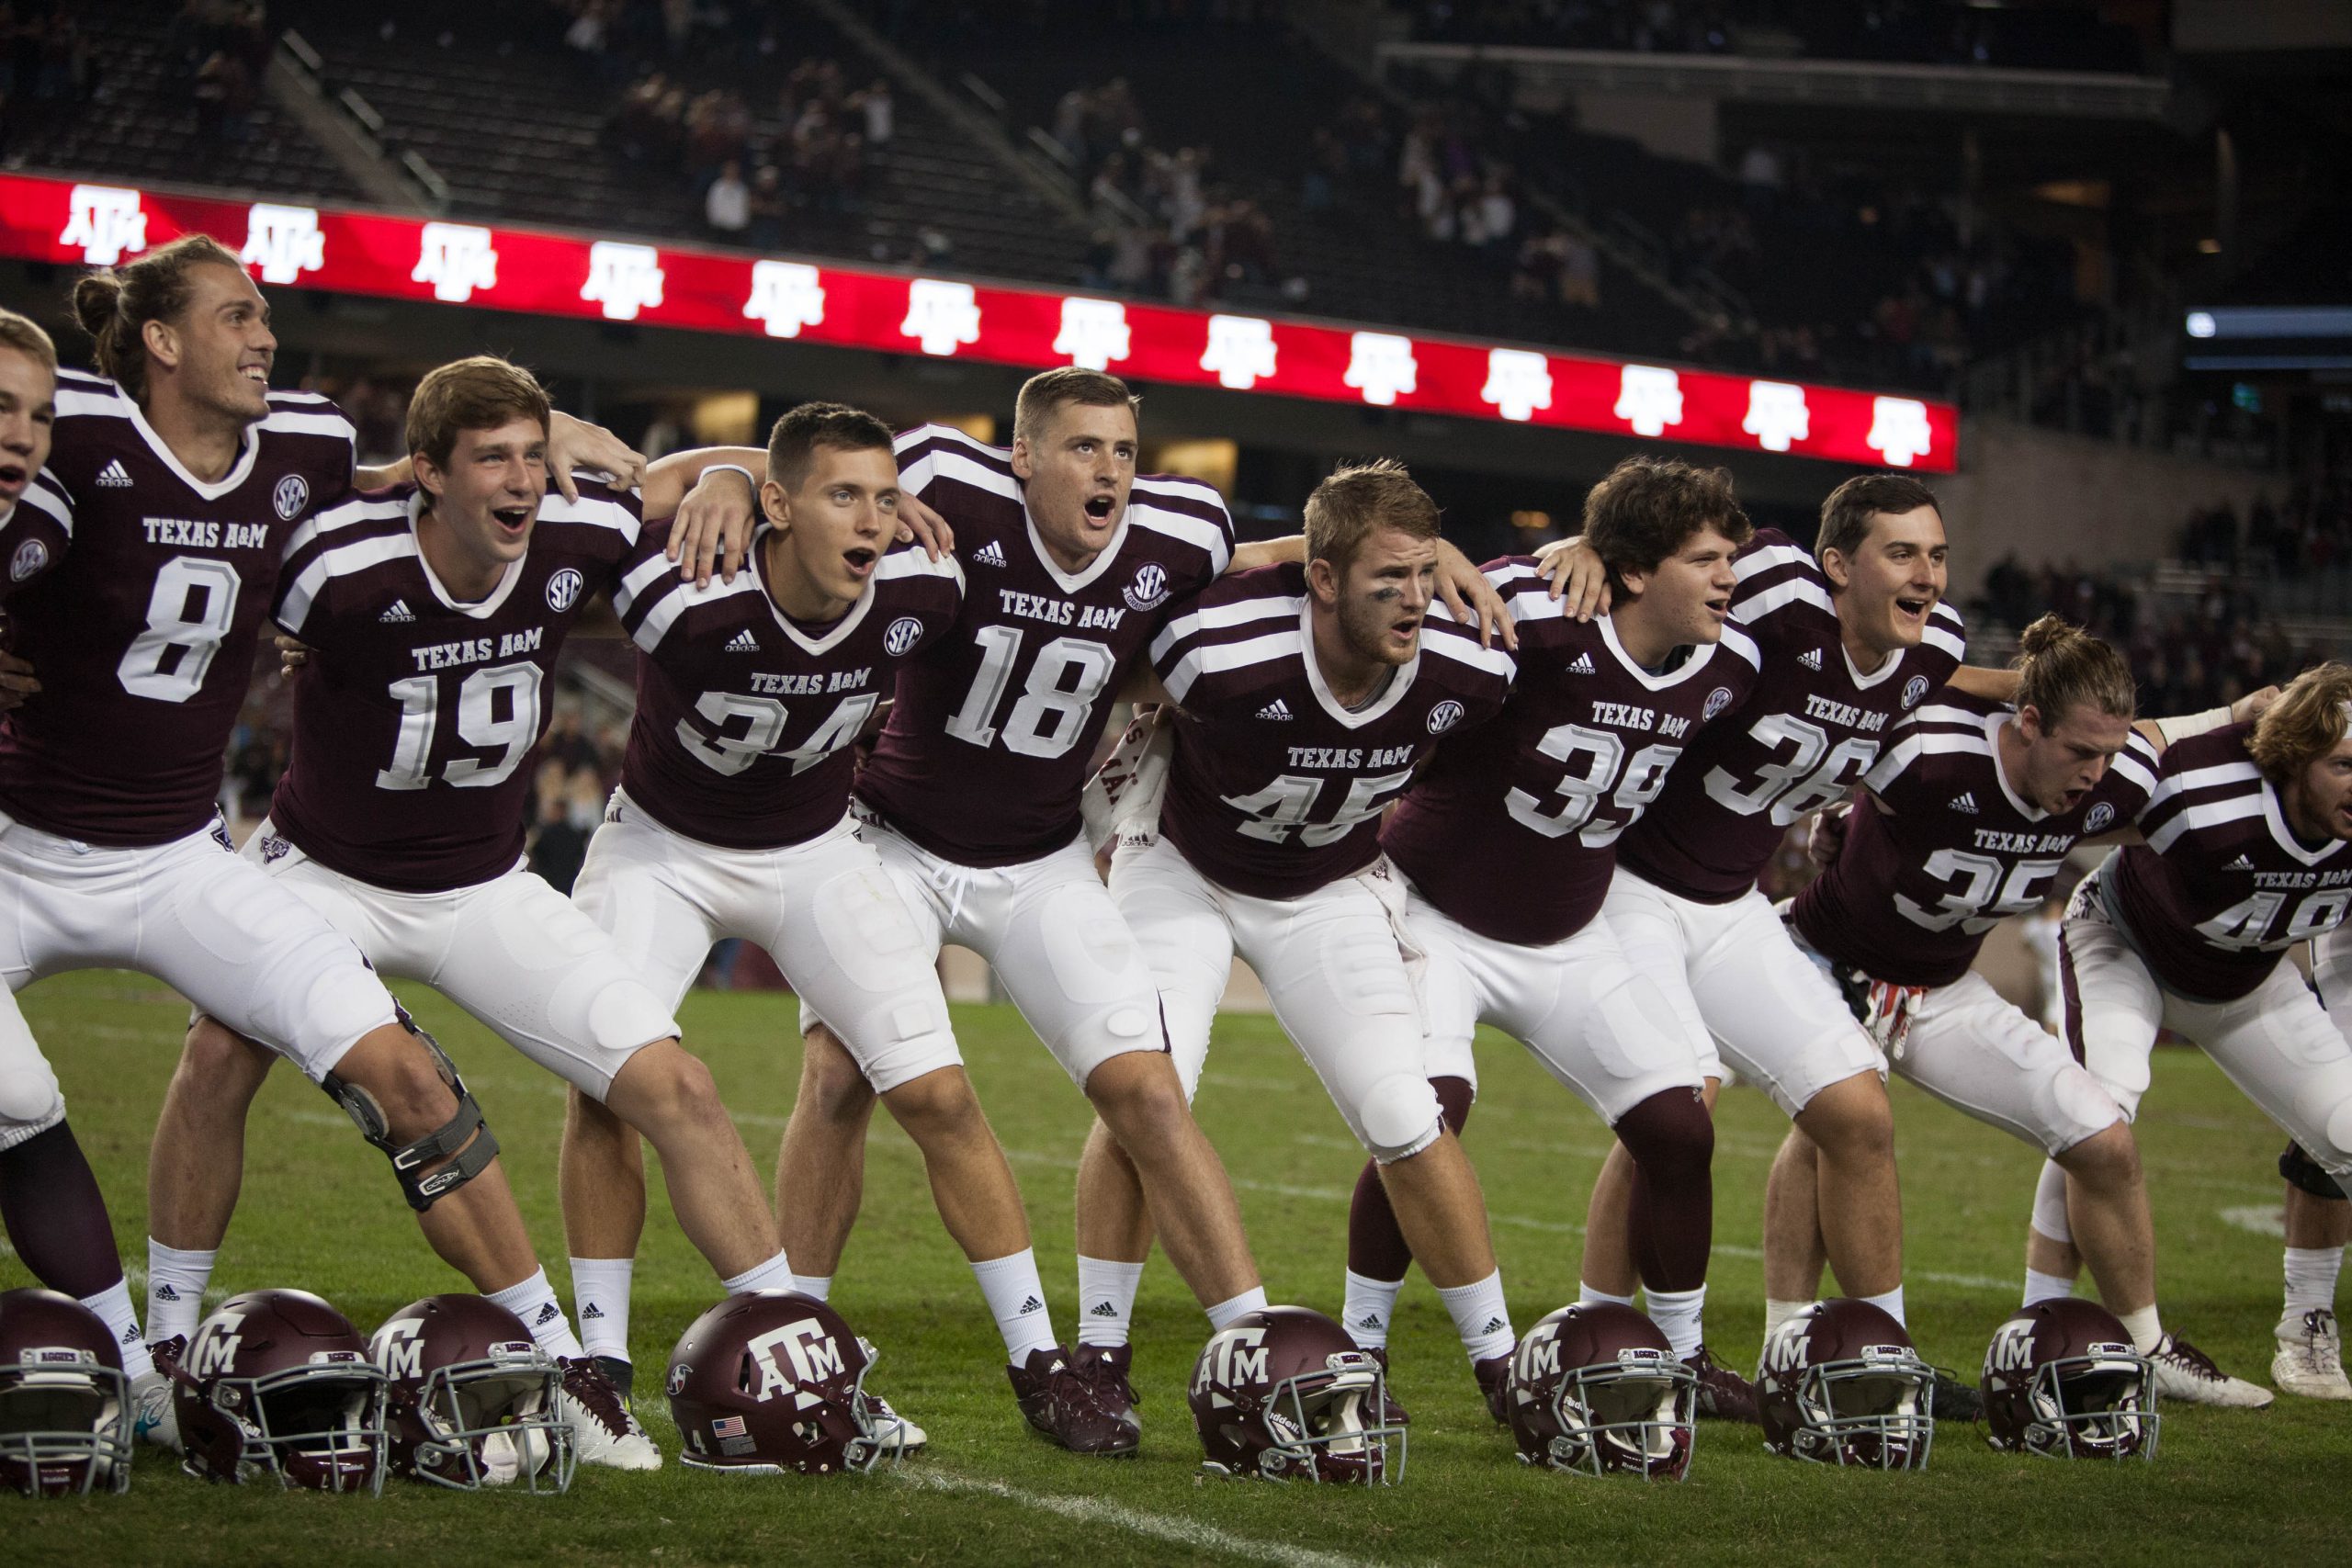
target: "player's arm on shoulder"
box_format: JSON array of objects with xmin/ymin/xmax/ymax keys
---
[
  {"xmin": 2135, "ymin": 684, "xmax": 2278, "ymax": 756},
  {"xmin": 1118, "ymin": 659, "xmax": 1171, "ymax": 706},
  {"xmin": 1943, "ymin": 663, "xmax": 2019, "ymax": 703},
  {"xmin": 1229, "ymin": 534, "xmax": 1302, "ymax": 572}
]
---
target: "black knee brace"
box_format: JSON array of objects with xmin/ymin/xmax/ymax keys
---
[
  {"xmin": 322, "ymin": 1020, "xmax": 501, "ymax": 1212},
  {"xmin": 2280, "ymin": 1141, "xmax": 2349, "ymax": 1202}
]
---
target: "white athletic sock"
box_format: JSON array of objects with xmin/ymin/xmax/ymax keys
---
[
  {"xmin": 722, "ymin": 1248, "xmax": 795, "ymax": 1295},
  {"xmin": 1860, "ymin": 1285, "xmax": 1906, "ymax": 1328},
  {"xmin": 81, "ymin": 1280, "xmax": 153, "ymax": 1381},
  {"xmin": 1342, "ymin": 1269, "xmax": 1406, "ymax": 1348},
  {"xmin": 1075, "ymin": 1256, "xmax": 1147, "ymax": 1348},
  {"xmin": 2285, "ymin": 1246, "xmax": 2346, "ymax": 1315},
  {"xmin": 1645, "ymin": 1283, "xmax": 1707, "ymax": 1359},
  {"xmin": 2022, "ymin": 1269, "xmax": 2075, "ymax": 1308},
  {"xmin": 2032, "ymin": 1160, "xmax": 2074, "ymax": 1245},
  {"xmin": 790, "ymin": 1274, "xmax": 833, "ymax": 1302},
  {"xmin": 487, "ymin": 1268, "xmax": 585, "ymax": 1361},
  {"xmin": 1579, "ymin": 1281, "xmax": 1636, "ymax": 1310},
  {"xmin": 1437, "ymin": 1271, "xmax": 1514, "ymax": 1363},
  {"xmin": 144, "ymin": 1239, "xmax": 216, "ymax": 1345},
  {"xmin": 2117, "ymin": 1303, "xmax": 2164, "ymax": 1354},
  {"xmin": 970, "ymin": 1249, "xmax": 1057, "ymax": 1365},
  {"xmin": 569, "ymin": 1257, "xmax": 634, "ymax": 1363},
  {"xmin": 1205, "ymin": 1287, "xmax": 1268, "ymax": 1332},
  {"xmin": 1763, "ymin": 1298, "xmax": 1811, "ymax": 1341}
]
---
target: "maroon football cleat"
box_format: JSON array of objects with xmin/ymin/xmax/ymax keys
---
[
  {"xmin": 1008, "ymin": 1345, "xmax": 1138, "ymax": 1456},
  {"xmin": 1474, "ymin": 1351, "xmax": 1514, "ymax": 1425},
  {"xmin": 1364, "ymin": 1347, "xmax": 1412, "ymax": 1427},
  {"xmin": 1684, "ymin": 1343, "xmax": 1760, "ymax": 1424}
]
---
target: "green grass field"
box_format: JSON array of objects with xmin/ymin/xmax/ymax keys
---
[{"xmin": 6, "ymin": 969, "xmax": 2342, "ymax": 1564}]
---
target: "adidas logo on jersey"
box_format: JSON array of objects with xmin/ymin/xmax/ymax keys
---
[
  {"xmin": 973, "ymin": 540, "xmax": 1008, "ymax": 567},
  {"xmin": 378, "ymin": 599, "xmax": 414, "ymax": 624},
  {"xmin": 726, "ymin": 629, "xmax": 760, "ymax": 652},
  {"xmin": 1257, "ymin": 698, "xmax": 1293, "ymax": 720},
  {"xmin": 1017, "ymin": 1295, "xmax": 1044, "ymax": 1314},
  {"xmin": 1566, "ymin": 651, "xmax": 1596, "ymax": 674},
  {"xmin": 2226, "ymin": 854, "xmax": 2254, "ymax": 871},
  {"xmin": 582, "ymin": 1303, "xmax": 605, "ymax": 1320},
  {"xmin": 96, "ymin": 458, "xmax": 133, "ymax": 488},
  {"xmin": 1088, "ymin": 1301, "xmax": 1120, "ymax": 1318},
  {"xmin": 1950, "ymin": 793, "xmax": 1979, "ymax": 814},
  {"xmin": 1799, "ymin": 648, "xmax": 1824, "ymax": 671}
]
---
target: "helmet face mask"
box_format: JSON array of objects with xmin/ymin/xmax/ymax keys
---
[
  {"xmin": 1757, "ymin": 1301, "xmax": 1935, "ymax": 1472},
  {"xmin": 176, "ymin": 1289, "xmax": 390, "ymax": 1494},
  {"xmin": 1508, "ymin": 1304, "xmax": 1694, "ymax": 1481},
  {"xmin": 404, "ymin": 1348, "xmax": 574, "ymax": 1491},
  {"xmin": 1982, "ymin": 1302, "xmax": 2158, "ymax": 1461},
  {"xmin": 1190, "ymin": 1308, "xmax": 1406, "ymax": 1485},
  {"xmin": 0, "ymin": 1290, "xmax": 132, "ymax": 1499}
]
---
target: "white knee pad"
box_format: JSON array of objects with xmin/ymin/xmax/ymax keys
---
[
  {"xmin": 1358, "ymin": 1072, "xmax": 1442, "ymax": 1164},
  {"xmin": 2030, "ymin": 1158, "xmax": 2073, "ymax": 1245},
  {"xmin": 2322, "ymin": 1097, "xmax": 2352, "ymax": 1182},
  {"xmin": 0, "ymin": 1062, "xmax": 64, "ymax": 1151}
]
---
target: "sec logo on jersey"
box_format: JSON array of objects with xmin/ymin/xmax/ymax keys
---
[
  {"xmin": 884, "ymin": 616, "xmax": 925, "ymax": 656},
  {"xmin": 547, "ymin": 568, "xmax": 585, "ymax": 612},
  {"xmin": 1426, "ymin": 699, "xmax": 1465, "ymax": 734},
  {"xmin": 1901, "ymin": 674, "xmax": 1930, "ymax": 709},
  {"xmin": 273, "ymin": 473, "xmax": 311, "ymax": 521},
  {"xmin": 2084, "ymin": 801, "xmax": 2115, "ymax": 834},
  {"xmin": 1703, "ymin": 685, "xmax": 1735, "ymax": 721},
  {"xmin": 9, "ymin": 538, "xmax": 48, "ymax": 581},
  {"xmin": 1123, "ymin": 561, "xmax": 1170, "ymax": 612}
]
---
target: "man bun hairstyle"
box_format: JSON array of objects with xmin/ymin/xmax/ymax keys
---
[
  {"xmin": 1012, "ymin": 367, "xmax": 1139, "ymax": 445},
  {"xmin": 69, "ymin": 233, "xmax": 245, "ymax": 402},
  {"xmin": 2012, "ymin": 615, "xmax": 2136, "ymax": 728},
  {"xmin": 0, "ymin": 308, "xmax": 59, "ymax": 373},
  {"xmin": 1579, "ymin": 455, "xmax": 1751, "ymax": 598},
  {"xmin": 766, "ymin": 401, "xmax": 896, "ymax": 492},
  {"xmin": 1304, "ymin": 458, "xmax": 1441, "ymax": 578},
  {"xmin": 2248, "ymin": 662, "xmax": 2352, "ymax": 784},
  {"xmin": 1816, "ymin": 472, "xmax": 1939, "ymax": 563},
  {"xmin": 405, "ymin": 355, "xmax": 552, "ymax": 473}
]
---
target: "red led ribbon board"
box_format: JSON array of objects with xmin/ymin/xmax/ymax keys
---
[{"xmin": 7, "ymin": 174, "xmax": 1956, "ymax": 472}]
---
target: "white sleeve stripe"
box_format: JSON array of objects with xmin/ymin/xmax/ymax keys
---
[
  {"xmin": 1419, "ymin": 628, "xmax": 1517, "ymax": 680},
  {"xmin": 2111, "ymin": 752, "xmax": 2159, "ymax": 795},
  {"xmin": 1931, "ymin": 603, "xmax": 1965, "ymax": 629},
  {"xmin": 277, "ymin": 532, "xmax": 415, "ymax": 631},
  {"xmin": 2168, "ymin": 760, "xmax": 2263, "ymax": 794},
  {"xmin": 1718, "ymin": 625, "xmax": 1761, "ymax": 668},
  {"xmin": 54, "ymin": 389, "xmax": 131, "ymax": 419},
  {"xmin": 875, "ymin": 549, "xmax": 966, "ymax": 591},
  {"xmin": 1132, "ymin": 473, "xmax": 1227, "ymax": 510},
  {"xmin": 1126, "ymin": 504, "xmax": 1231, "ymax": 570},
  {"xmin": 613, "ymin": 554, "xmax": 681, "ymax": 618},
  {"xmin": 1503, "ymin": 587, "xmax": 1569, "ymax": 623},
  {"xmin": 1733, "ymin": 542, "xmax": 1809, "ymax": 581},
  {"xmin": 1862, "ymin": 734, "xmax": 1923, "ymax": 792},
  {"xmin": 2146, "ymin": 794, "xmax": 2261, "ymax": 853},
  {"xmin": 261, "ymin": 410, "xmax": 357, "ymax": 440},
  {"xmin": 1163, "ymin": 627, "xmax": 1301, "ymax": 705},
  {"xmin": 1735, "ymin": 576, "xmax": 1836, "ymax": 621},
  {"xmin": 537, "ymin": 494, "xmax": 642, "ymax": 543},
  {"xmin": 16, "ymin": 479, "xmax": 70, "ymax": 535},
  {"xmin": 922, "ymin": 447, "xmax": 1021, "ymax": 502},
  {"xmin": 1922, "ymin": 624, "xmax": 1966, "ymax": 660},
  {"xmin": 1150, "ymin": 594, "xmax": 1303, "ymax": 661},
  {"xmin": 279, "ymin": 497, "xmax": 411, "ymax": 561},
  {"xmin": 1912, "ymin": 703, "xmax": 1986, "ymax": 727},
  {"xmin": 1910, "ymin": 730, "xmax": 1994, "ymax": 757}
]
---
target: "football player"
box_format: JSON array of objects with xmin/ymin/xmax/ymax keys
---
[
  {"xmin": 621, "ymin": 371, "xmax": 1509, "ymax": 1450},
  {"xmin": 0, "ymin": 242, "xmax": 632, "ymax": 1452},
  {"xmin": 1342, "ymin": 456, "xmax": 1758, "ymax": 1398},
  {"xmin": 1544, "ymin": 474, "xmax": 1993, "ymax": 1412},
  {"xmin": 135, "ymin": 356, "xmax": 813, "ymax": 1468},
  {"xmin": 560, "ymin": 403, "xmax": 1061, "ymax": 1448},
  {"xmin": 1786, "ymin": 615, "xmax": 2273, "ymax": 1404},
  {"xmin": 1107, "ymin": 460, "xmax": 1523, "ymax": 1416},
  {"xmin": 2053, "ymin": 663, "xmax": 2352, "ymax": 1398}
]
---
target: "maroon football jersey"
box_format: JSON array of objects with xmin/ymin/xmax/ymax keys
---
[
  {"xmin": 265, "ymin": 480, "xmax": 645, "ymax": 892},
  {"xmin": 1152, "ymin": 562, "xmax": 1516, "ymax": 899},
  {"xmin": 1383, "ymin": 558, "xmax": 1760, "ymax": 945},
  {"xmin": 1792, "ymin": 691, "xmax": 2160, "ymax": 987},
  {"xmin": 2103, "ymin": 724, "xmax": 2352, "ymax": 1001},
  {"xmin": 618, "ymin": 532, "xmax": 963, "ymax": 851},
  {"xmin": 1618, "ymin": 526, "xmax": 1967, "ymax": 903},
  {"xmin": 0, "ymin": 369, "xmax": 354, "ymax": 845},
  {"xmin": 855, "ymin": 423, "xmax": 1235, "ymax": 866}
]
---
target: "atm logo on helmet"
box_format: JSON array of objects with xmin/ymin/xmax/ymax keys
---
[
  {"xmin": 374, "ymin": 1318, "xmax": 426, "ymax": 1383},
  {"xmin": 1985, "ymin": 1319, "xmax": 2035, "ymax": 1376},
  {"xmin": 745, "ymin": 1317, "xmax": 846, "ymax": 1401},
  {"xmin": 187, "ymin": 1311, "xmax": 249, "ymax": 1379},
  {"xmin": 1195, "ymin": 1325, "xmax": 1269, "ymax": 1393},
  {"xmin": 1515, "ymin": 1330, "xmax": 1562, "ymax": 1384}
]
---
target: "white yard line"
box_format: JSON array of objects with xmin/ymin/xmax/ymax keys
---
[
  {"xmin": 899, "ymin": 1468, "xmax": 1414, "ymax": 1568},
  {"xmin": 2219, "ymin": 1203, "xmax": 2286, "ymax": 1237}
]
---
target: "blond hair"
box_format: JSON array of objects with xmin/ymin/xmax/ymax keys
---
[
  {"xmin": 0, "ymin": 308, "xmax": 58, "ymax": 372},
  {"xmin": 1012, "ymin": 367, "xmax": 1138, "ymax": 444},
  {"xmin": 2013, "ymin": 615, "xmax": 2136, "ymax": 727},
  {"xmin": 1304, "ymin": 458, "xmax": 1441, "ymax": 576},
  {"xmin": 2249, "ymin": 662, "xmax": 2352, "ymax": 784}
]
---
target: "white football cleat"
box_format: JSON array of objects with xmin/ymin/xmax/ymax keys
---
[
  {"xmin": 866, "ymin": 1392, "xmax": 927, "ymax": 1455},
  {"xmin": 2147, "ymin": 1332, "xmax": 2274, "ymax": 1408},
  {"xmin": 130, "ymin": 1368, "xmax": 180, "ymax": 1451},
  {"xmin": 2273, "ymin": 1308, "xmax": 2352, "ymax": 1401},
  {"xmin": 559, "ymin": 1357, "xmax": 662, "ymax": 1470}
]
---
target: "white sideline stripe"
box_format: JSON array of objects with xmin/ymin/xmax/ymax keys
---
[
  {"xmin": 899, "ymin": 1469, "xmax": 1413, "ymax": 1568},
  {"xmin": 2219, "ymin": 1204, "xmax": 2286, "ymax": 1238},
  {"xmin": 1004, "ymin": 1152, "xmax": 2015, "ymax": 1291}
]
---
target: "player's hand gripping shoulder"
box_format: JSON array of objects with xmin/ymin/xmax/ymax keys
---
[
  {"xmin": 2133, "ymin": 683, "xmax": 2279, "ymax": 756},
  {"xmin": 1534, "ymin": 533, "xmax": 1611, "ymax": 621},
  {"xmin": 354, "ymin": 410, "xmax": 645, "ymax": 502},
  {"xmin": 652, "ymin": 450, "xmax": 956, "ymax": 588},
  {"xmin": 1230, "ymin": 535, "xmax": 1516, "ymax": 649},
  {"xmin": 1808, "ymin": 801, "xmax": 1852, "ymax": 868},
  {"xmin": 0, "ymin": 644, "xmax": 37, "ymax": 711}
]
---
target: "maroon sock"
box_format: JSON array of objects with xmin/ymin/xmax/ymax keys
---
[
  {"xmin": 1344, "ymin": 1077, "xmax": 1474, "ymax": 1281},
  {"xmin": 1613, "ymin": 1089, "xmax": 1715, "ymax": 1293},
  {"xmin": 0, "ymin": 1122, "xmax": 128, "ymax": 1299}
]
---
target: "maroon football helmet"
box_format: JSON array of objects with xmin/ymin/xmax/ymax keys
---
[
  {"xmin": 370, "ymin": 1295, "xmax": 573, "ymax": 1491},
  {"xmin": 1504, "ymin": 1303, "xmax": 1695, "ymax": 1480},
  {"xmin": 1756, "ymin": 1299, "xmax": 1934, "ymax": 1470},
  {"xmin": 1981, "ymin": 1300, "xmax": 2158, "ymax": 1461},
  {"xmin": 0, "ymin": 1288, "xmax": 131, "ymax": 1499},
  {"xmin": 1188, "ymin": 1307, "xmax": 1404, "ymax": 1484},
  {"xmin": 175, "ymin": 1289, "xmax": 388, "ymax": 1492},
  {"xmin": 666, "ymin": 1292, "xmax": 903, "ymax": 1475}
]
